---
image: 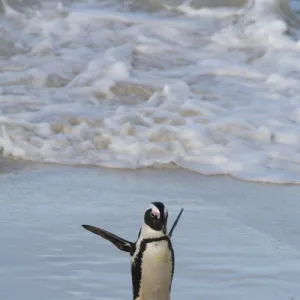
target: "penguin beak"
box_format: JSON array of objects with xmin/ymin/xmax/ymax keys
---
[
  {"xmin": 151, "ymin": 215, "xmax": 167, "ymax": 231},
  {"xmin": 151, "ymin": 218, "xmax": 164, "ymax": 231}
]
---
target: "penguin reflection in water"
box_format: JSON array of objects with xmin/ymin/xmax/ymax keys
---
[{"xmin": 82, "ymin": 202, "xmax": 183, "ymax": 300}]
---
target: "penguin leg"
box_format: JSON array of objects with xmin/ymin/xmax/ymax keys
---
[
  {"xmin": 169, "ymin": 208, "xmax": 184, "ymax": 237},
  {"xmin": 82, "ymin": 224, "xmax": 133, "ymax": 253}
]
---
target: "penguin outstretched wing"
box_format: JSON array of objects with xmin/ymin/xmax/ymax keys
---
[
  {"xmin": 82, "ymin": 225, "xmax": 133, "ymax": 253},
  {"xmin": 169, "ymin": 208, "xmax": 184, "ymax": 238}
]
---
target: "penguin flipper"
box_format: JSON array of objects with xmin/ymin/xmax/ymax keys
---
[
  {"xmin": 82, "ymin": 224, "xmax": 133, "ymax": 253},
  {"xmin": 169, "ymin": 208, "xmax": 184, "ymax": 238}
]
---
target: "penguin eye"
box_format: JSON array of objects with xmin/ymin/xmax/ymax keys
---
[
  {"xmin": 150, "ymin": 211, "xmax": 160, "ymax": 219},
  {"xmin": 148, "ymin": 205, "xmax": 160, "ymax": 219}
]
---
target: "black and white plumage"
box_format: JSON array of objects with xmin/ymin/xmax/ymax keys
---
[{"xmin": 82, "ymin": 202, "xmax": 183, "ymax": 300}]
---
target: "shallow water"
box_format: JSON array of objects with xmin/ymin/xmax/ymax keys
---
[
  {"xmin": 1, "ymin": 0, "xmax": 300, "ymax": 183},
  {"xmin": 1, "ymin": 166, "xmax": 300, "ymax": 300}
]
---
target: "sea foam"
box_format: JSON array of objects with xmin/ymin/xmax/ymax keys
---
[{"xmin": 0, "ymin": 0, "xmax": 300, "ymax": 183}]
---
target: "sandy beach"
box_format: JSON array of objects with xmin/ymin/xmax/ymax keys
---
[{"xmin": 1, "ymin": 163, "xmax": 300, "ymax": 299}]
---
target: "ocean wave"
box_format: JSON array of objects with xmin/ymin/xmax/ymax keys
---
[{"xmin": 1, "ymin": 0, "xmax": 300, "ymax": 183}]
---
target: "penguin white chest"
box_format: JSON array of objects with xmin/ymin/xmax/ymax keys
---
[{"xmin": 139, "ymin": 240, "xmax": 173, "ymax": 300}]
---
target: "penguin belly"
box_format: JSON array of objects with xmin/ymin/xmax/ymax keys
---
[{"xmin": 138, "ymin": 240, "xmax": 173, "ymax": 300}]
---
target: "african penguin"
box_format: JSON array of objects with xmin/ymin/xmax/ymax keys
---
[{"xmin": 82, "ymin": 202, "xmax": 183, "ymax": 300}]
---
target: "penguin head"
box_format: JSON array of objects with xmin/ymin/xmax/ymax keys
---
[{"xmin": 144, "ymin": 202, "xmax": 168, "ymax": 233}]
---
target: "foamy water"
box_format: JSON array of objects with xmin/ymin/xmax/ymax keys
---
[{"xmin": 1, "ymin": 0, "xmax": 300, "ymax": 183}]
